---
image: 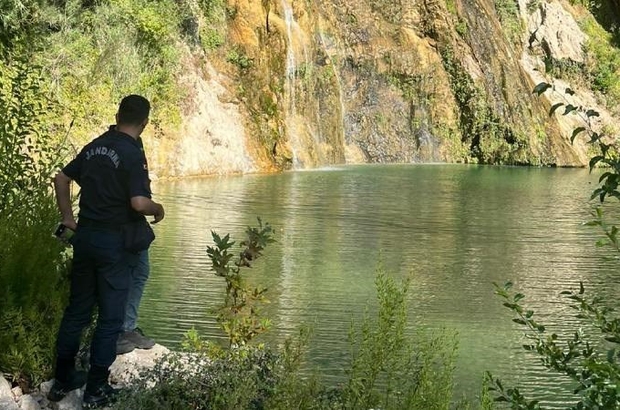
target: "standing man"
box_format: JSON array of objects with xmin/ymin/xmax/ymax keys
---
[
  {"xmin": 48, "ymin": 95, "xmax": 164, "ymax": 409},
  {"xmin": 117, "ymin": 138, "xmax": 156, "ymax": 355}
]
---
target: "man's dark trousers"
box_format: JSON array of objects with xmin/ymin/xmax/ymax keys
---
[{"xmin": 55, "ymin": 226, "xmax": 136, "ymax": 371}]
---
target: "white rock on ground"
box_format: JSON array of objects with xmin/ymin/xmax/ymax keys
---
[
  {"xmin": 10, "ymin": 387, "xmax": 21, "ymax": 400},
  {"xmin": 38, "ymin": 381, "xmax": 53, "ymax": 399},
  {"xmin": 0, "ymin": 344, "xmax": 170, "ymax": 410},
  {"xmin": 54, "ymin": 388, "xmax": 84, "ymax": 410},
  {"xmin": 109, "ymin": 343, "xmax": 170, "ymax": 385},
  {"xmin": 18, "ymin": 394, "xmax": 40, "ymax": 410},
  {"xmin": 0, "ymin": 376, "xmax": 12, "ymax": 400},
  {"xmin": 0, "ymin": 396, "xmax": 19, "ymax": 410}
]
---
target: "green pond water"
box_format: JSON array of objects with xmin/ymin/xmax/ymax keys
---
[{"xmin": 140, "ymin": 164, "xmax": 619, "ymax": 407}]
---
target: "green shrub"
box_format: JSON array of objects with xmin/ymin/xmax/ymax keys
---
[
  {"xmin": 494, "ymin": 0, "xmax": 522, "ymax": 44},
  {"xmin": 0, "ymin": 0, "xmax": 48, "ymax": 54},
  {"xmin": 486, "ymin": 81, "xmax": 620, "ymax": 409},
  {"xmin": 489, "ymin": 281, "xmax": 620, "ymax": 409},
  {"xmin": 0, "ymin": 55, "xmax": 70, "ymax": 388},
  {"xmin": 32, "ymin": 0, "xmax": 185, "ymax": 143},
  {"xmin": 114, "ymin": 346, "xmax": 283, "ymax": 410},
  {"xmin": 206, "ymin": 219, "xmax": 275, "ymax": 347},
  {"xmin": 0, "ymin": 58, "xmax": 63, "ymax": 214},
  {"xmin": 580, "ymin": 16, "xmax": 620, "ymax": 111},
  {"xmin": 114, "ymin": 268, "xmax": 461, "ymax": 409},
  {"xmin": 343, "ymin": 271, "xmax": 458, "ymax": 410},
  {"xmin": 0, "ymin": 197, "xmax": 70, "ymax": 388},
  {"xmin": 227, "ymin": 47, "xmax": 254, "ymax": 71},
  {"xmin": 198, "ymin": 0, "xmax": 226, "ymax": 20},
  {"xmin": 201, "ymin": 27, "xmax": 225, "ymax": 50}
]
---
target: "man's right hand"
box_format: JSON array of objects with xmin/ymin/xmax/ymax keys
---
[
  {"xmin": 152, "ymin": 203, "xmax": 165, "ymax": 224},
  {"xmin": 62, "ymin": 219, "xmax": 78, "ymax": 231},
  {"xmin": 131, "ymin": 196, "xmax": 165, "ymax": 223}
]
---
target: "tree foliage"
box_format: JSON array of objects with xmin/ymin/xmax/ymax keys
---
[
  {"xmin": 0, "ymin": 57, "xmax": 63, "ymax": 216},
  {"xmin": 0, "ymin": 44, "xmax": 69, "ymax": 388}
]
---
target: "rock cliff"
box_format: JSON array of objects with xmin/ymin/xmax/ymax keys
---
[{"xmin": 143, "ymin": 0, "xmax": 619, "ymax": 175}]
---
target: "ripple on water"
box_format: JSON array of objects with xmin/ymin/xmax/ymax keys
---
[{"xmin": 139, "ymin": 165, "xmax": 610, "ymax": 405}]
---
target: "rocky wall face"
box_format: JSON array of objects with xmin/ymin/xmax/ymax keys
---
[
  {"xmin": 302, "ymin": 0, "xmax": 459, "ymax": 163},
  {"xmin": 274, "ymin": 0, "xmax": 591, "ymax": 166},
  {"xmin": 158, "ymin": 0, "xmax": 615, "ymax": 175}
]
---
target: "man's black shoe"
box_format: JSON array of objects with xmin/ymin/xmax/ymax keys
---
[
  {"xmin": 83, "ymin": 383, "xmax": 122, "ymax": 409},
  {"xmin": 116, "ymin": 327, "xmax": 155, "ymax": 355},
  {"xmin": 116, "ymin": 334, "xmax": 136, "ymax": 355},
  {"xmin": 47, "ymin": 370, "xmax": 87, "ymax": 402},
  {"xmin": 127, "ymin": 327, "xmax": 155, "ymax": 349}
]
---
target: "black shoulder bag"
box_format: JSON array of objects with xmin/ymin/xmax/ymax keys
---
[{"xmin": 122, "ymin": 218, "xmax": 155, "ymax": 253}]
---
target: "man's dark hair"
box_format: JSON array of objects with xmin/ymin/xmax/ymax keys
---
[{"xmin": 117, "ymin": 95, "xmax": 150, "ymax": 126}]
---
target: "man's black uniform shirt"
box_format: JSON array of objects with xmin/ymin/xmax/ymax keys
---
[{"xmin": 62, "ymin": 128, "xmax": 151, "ymax": 225}]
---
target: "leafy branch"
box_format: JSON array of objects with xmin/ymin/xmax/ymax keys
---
[
  {"xmin": 533, "ymin": 81, "xmax": 620, "ymax": 202},
  {"xmin": 206, "ymin": 218, "xmax": 275, "ymax": 347},
  {"xmin": 486, "ymin": 82, "xmax": 620, "ymax": 408},
  {"xmin": 488, "ymin": 282, "xmax": 620, "ymax": 409}
]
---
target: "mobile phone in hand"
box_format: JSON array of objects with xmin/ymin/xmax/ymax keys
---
[{"xmin": 54, "ymin": 223, "xmax": 75, "ymax": 243}]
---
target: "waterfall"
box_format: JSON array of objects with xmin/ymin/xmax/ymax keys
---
[
  {"xmin": 282, "ymin": 1, "xmax": 349, "ymax": 168},
  {"xmin": 281, "ymin": 0, "xmax": 301, "ymax": 168},
  {"xmin": 281, "ymin": 0, "xmax": 327, "ymax": 168}
]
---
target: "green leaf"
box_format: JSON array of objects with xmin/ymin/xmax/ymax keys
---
[
  {"xmin": 549, "ymin": 102, "xmax": 564, "ymax": 116},
  {"xmin": 607, "ymin": 349, "xmax": 616, "ymax": 362},
  {"xmin": 600, "ymin": 172, "xmax": 613, "ymax": 183},
  {"xmin": 589, "ymin": 156, "xmax": 604, "ymax": 171},
  {"xmin": 586, "ymin": 109, "xmax": 600, "ymax": 118},
  {"xmin": 579, "ymin": 282, "xmax": 584, "ymax": 295},
  {"xmin": 533, "ymin": 82, "xmax": 552, "ymax": 95},
  {"xmin": 595, "ymin": 206, "xmax": 603, "ymax": 219},
  {"xmin": 596, "ymin": 239, "xmax": 609, "ymax": 247},
  {"xmin": 591, "ymin": 190, "xmax": 605, "ymax": 201},
  {"xmin": 563, "ymin": 104, "xmax": 578, "ymax": 115},
  {"xmin": 565, "ymin": 87, "xmax": 575, "ymax": 96},
  {"xmin": 570, "ymin": 127, "xmax": 586, "ymax": 143}
]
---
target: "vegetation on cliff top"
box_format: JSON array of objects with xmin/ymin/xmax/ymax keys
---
[{"xmin": 2, "ymin": 0, "xmax": 620, "ymax": 168}]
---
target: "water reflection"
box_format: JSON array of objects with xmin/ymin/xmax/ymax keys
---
[{"xmin": 140, "ymin": 164, "xmax": 615, "ymax": 407}]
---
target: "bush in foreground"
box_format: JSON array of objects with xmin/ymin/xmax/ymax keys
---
[
  {"xmin": 114, "ymin": 222, "xmax": 466, "ymax": 409},
  {"xmin": 0, "ymin": 55, "xmax": 70, "ymax": 388}
]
